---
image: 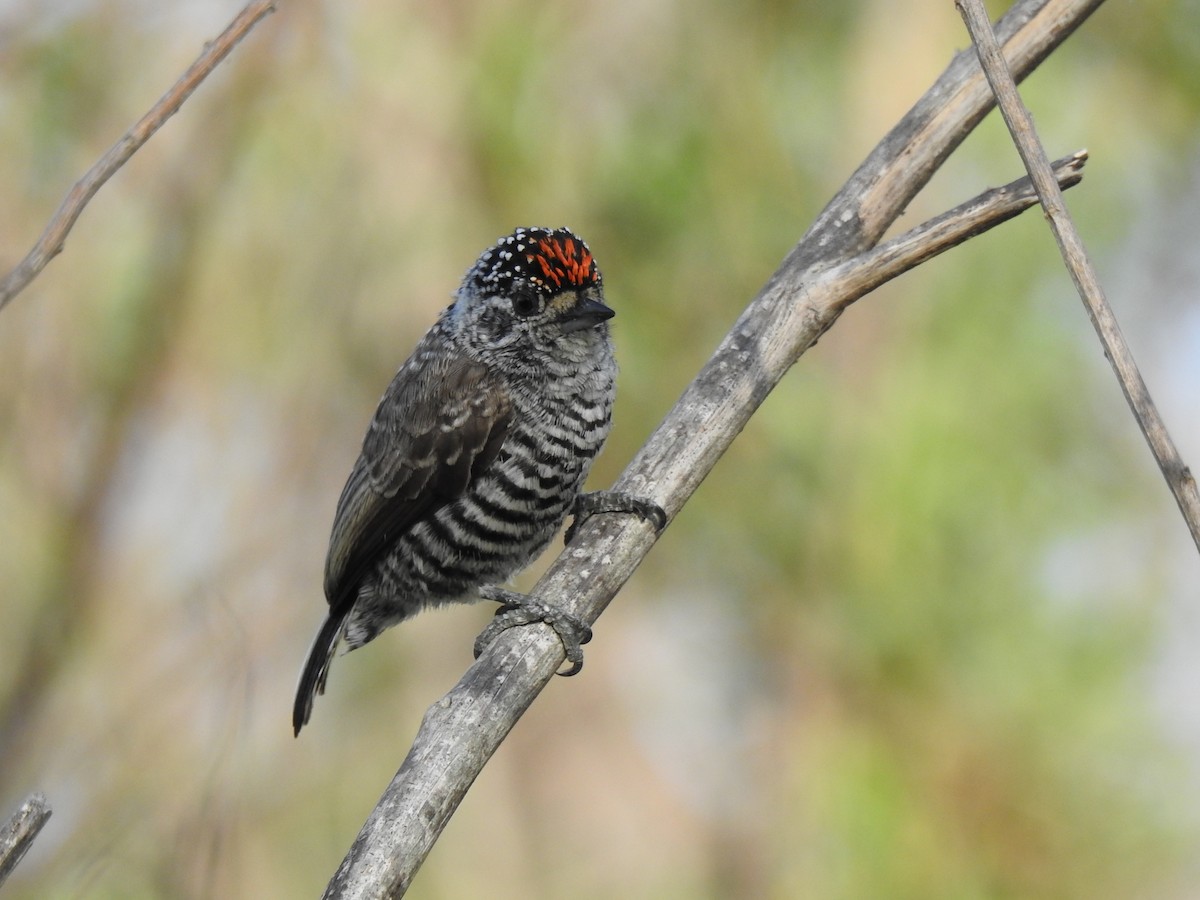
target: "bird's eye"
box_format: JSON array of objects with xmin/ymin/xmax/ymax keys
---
[{"xmin": 511, "ymin": 291, "xmax": 541, "ymax": 318}]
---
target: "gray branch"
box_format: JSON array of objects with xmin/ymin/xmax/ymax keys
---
[
  {"xmin": 0, "ymin": 0, "xmax": 277, "ymax": 313},
  {"xmin": 323, "ymin": 0, "xmax": 1106, "ymax": 897},
  {"xmin": 958, "ymin": 0, "xmax": 1200, "ymax": 553},
  {"xmin": 0, "ymin": 793, "xmax": 51, "ymax": 890},
  {"xmin": 823, "ymin": 150, "xmax": 1087, "ymax": 303}
]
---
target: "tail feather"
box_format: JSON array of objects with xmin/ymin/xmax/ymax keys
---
[{"xmin": 293, "ymin": 609, "xmax": 348, "ymax": 736}]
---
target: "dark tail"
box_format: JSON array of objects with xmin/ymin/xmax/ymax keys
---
[{"xmin": 293, "ymin": 609, "xmax": 348, "ymax": 736}]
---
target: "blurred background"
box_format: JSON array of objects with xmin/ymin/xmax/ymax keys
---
[{"xmin": 2, "ymin": 0, "xmax": 1199, "ymax": 896}]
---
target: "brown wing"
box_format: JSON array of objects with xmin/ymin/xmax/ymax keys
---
[{"xmin": 322, "ymin": 351, "xmax": 512, "ymax": 613}]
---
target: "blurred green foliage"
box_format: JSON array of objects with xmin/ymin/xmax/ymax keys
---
[{"xmin": 1, "ymin": 0, "xmax": 1198, "ymax": 897}]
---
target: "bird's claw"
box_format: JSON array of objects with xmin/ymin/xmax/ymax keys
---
[
  {"xmin": 565, "ymin": 490, "xmax": 667, "ymax": 544},
  {"xmin": 474, "ymin": 586, "xmax": 593, "ymax": 676}
]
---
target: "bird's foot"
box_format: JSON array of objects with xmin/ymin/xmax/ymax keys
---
[
  {"xmin": 474, "ymin": 586, "xmax": 593, "ymax": 676},
  {"xmin": 565, "ymin": 490, "xmax": 667, "ymax": 544}
]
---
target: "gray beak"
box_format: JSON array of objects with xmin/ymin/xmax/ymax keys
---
[{"xmin": 558, "ymin": 297, "xmax": 615, "ymax": 333}]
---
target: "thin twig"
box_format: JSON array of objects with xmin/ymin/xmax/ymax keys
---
[
  {"xmin": 957, "ymin": 0, "xmax": 1200, "ymax": 554},
  {"xmin": 322, "ymin": 2, "xmax": 1107, "ymax": 895},
  {"xmin": 0, "ymin": 793, "xmax": 51, "ymax": 889},
  {"xmin": 0, "ymin": 0, "xmax": 278, "ymax": 312},
  {"xmin": 824, "ymin": 151, "xmax": 1088, "ymax": 303}
]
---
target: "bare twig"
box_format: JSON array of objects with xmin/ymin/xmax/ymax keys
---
[
  {"xmin": 322, "ymin": 1, "xmax": 1106, "ymax": 896},
  {"xmin": 0, "ymin": 0, "xmax": 277, "ymax": 313},
  {"xmin": 957, "ymin": 0, "xmax": 1200, "ymax": 553},
  {"xmin": 824, "ymin": 151, "xmax": 1088, "ymax": 303},
  {"xmin": 0, "ymin": 793, "xmax": 51, "ymax": 889}
]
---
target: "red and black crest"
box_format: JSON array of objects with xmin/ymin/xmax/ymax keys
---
[{"xmin": 468, "ymin": 227, "xmax": 601, "ymax": 296}]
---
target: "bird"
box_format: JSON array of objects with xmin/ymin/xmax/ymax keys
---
[{"xmin": 293, "ymin": 226, "xmax": 663, "ymax": 735}]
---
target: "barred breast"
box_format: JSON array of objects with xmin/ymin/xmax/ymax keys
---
[{"xmin": 343, "ymin": 365, "xmax": 615, "ymax": 648}]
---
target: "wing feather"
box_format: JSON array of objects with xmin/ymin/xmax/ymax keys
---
[{"xmin": 322, "ymin": 352, "xmax": 512, "ymax": 612}]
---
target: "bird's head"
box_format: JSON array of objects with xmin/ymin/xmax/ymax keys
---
[{"xmin": 452, "ymin": 227, "xmax": 613, "ymax": 359}]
